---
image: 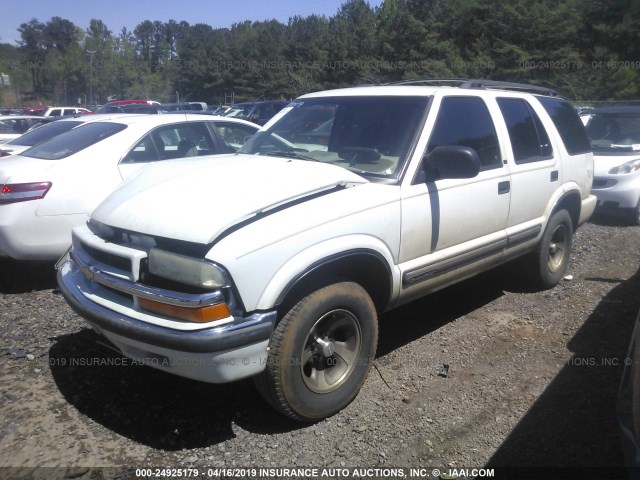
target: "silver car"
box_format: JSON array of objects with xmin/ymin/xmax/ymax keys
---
[{"xmin": 582, "ymin": 107, "xmax": 640, "ymax": 225}]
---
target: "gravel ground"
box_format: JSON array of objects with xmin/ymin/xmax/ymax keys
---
[{"xmin": 1, "ymin": 217, "xmax": 639, "ymax": 480}]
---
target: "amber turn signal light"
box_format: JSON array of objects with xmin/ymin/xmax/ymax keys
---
[{"xmin": 138, "ymin": 298, "xmax": 231, "ymax": 323}]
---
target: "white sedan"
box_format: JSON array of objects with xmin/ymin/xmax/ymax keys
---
[
  {"xmin": 0, "ymin": 113, "xmax": 259, "ymax": 260},
  {"xmin": 0, "ymin": 114, "xmax": 131, "ymax": 158},
  {"xmin": 0, "ymin": 116, "xmax": 44, "ymax": 144}
]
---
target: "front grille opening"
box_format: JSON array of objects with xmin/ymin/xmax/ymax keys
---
[{"xmin": 83, "ymin": 244, "xmax": 131, "ymax": 272}]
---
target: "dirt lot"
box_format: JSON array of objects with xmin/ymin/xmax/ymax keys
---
[{"xmin": 1, "ymin": 216, "xmax": 639, "ymax": 480}]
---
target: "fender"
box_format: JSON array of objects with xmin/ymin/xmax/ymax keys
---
[
  {"xmin": 255, "ymin": 234, "xmax": 400, "ymax": 312},
  {"xmin": 545, "ymin": 181, "xmax": 584, "ymax": 229}
]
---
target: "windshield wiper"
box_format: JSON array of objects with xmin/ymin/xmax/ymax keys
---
[{"xmin": 261, "ymin": 150, "xmax": 319, "ymax": 162}]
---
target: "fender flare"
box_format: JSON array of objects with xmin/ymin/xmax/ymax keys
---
[{"xmin": 255, "ymin": 234, "xmax": 400, "ymax": 312}]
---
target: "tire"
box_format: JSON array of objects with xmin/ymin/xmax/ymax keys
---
[
  {"xmin": 254, "ymin": 282, "xmax": 378, "ymax": 422},
  {"xmin": 532, "ymin": 209, "xmax": 574, "ymax": 289}
]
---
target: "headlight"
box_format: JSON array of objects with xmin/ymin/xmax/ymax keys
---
[
  {"xmin": 148, "ymin": 248, "xmax": 230, "ymax": 289},
  {"xmin": 609, "ymin": 158, "xmax": 640, "ymax": 174}
]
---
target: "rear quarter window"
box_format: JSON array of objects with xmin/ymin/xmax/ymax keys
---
[
  {"xmin": 536, "ymin": 96, "xmax": 591, "ymax": 155},
  {"xmin": 23, "ymin": 122, "xmax": 127, "ymax": 160}
]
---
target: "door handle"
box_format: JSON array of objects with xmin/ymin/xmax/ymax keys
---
[
  {"xmin": 498, "ymin": 181, "xmax": 510, "ymax": 194},
  {"xmin": 550, "ymin": 170, "xmax": 558, "ymax": 182}
]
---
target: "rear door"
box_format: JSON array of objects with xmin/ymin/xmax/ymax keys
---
[{"xmin": 495, "ymin": 97, "xmax": 559, "ymax": 244}]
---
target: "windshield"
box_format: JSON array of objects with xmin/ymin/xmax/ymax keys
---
[
  {"xmin": 6, "ymin": 120, "xmax": 84, "ymax": 147},
  {"xmin": 583, "ymin": 110, "xmax": 640, "ymax": 154},
  {"xmin": 223, "ymin": 105, "xmax": 253, "ymax": 119},
  {"xmin": 23, "ymin": 122, "xmax": 127, "ymax": 160},
  {"xmin": 239, "ymin": 96, "xmax": 428, "ymax": 180}
]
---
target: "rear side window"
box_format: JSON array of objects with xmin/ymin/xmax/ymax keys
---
[
  {"xmin": 497, "ymin": 98, "xmax": 552, "ymax": 164},
  {"xmin": 536, "ymin": 96, "xmax": 591, "ymax": 155},
  {"xmin": 7, "ymin": 120, "xmax": 83, "ymax": 146},
  {"xmin": 428, "ymin": 96, "xmax": 502, "ymax": 170},
  {"xmin": 121, "ymin": 122, "xmax": 215, "ymax": 163},
  {"xmin": 23, "ymin": 122, "xmax": 127, "ymax": 160}
]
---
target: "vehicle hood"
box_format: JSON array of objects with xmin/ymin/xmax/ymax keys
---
[
  {"xmin": 91, "ymin": 154, "xmax": 369, "ymax": 244},
  {"xmin": 593, "ymin": 152, "xmax": 640, "ymax": 176}
]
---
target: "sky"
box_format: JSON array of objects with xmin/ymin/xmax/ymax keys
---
[{"xmin": 0, "ymin": 0, "xmax": 383, "ymax": 45}]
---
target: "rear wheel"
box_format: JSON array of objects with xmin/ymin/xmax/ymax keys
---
[
  {"xmin": 532, "ymin": 209, "xmax": 574, "ymax": 289},
  {"xmin": 254, "ymin": 282, "xmax": 378, "ymax": 422}
]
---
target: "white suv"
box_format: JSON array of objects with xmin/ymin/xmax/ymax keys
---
[
  {"xmin": 42, "ymin": 107, "xmax": 92, "ymax": 117},
  {"xmin": 57, "ymin": 80, "xmax": 596, "ymax": 421}
]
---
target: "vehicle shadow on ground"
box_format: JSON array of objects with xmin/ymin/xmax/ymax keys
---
[
  {"xmin": 0, "ymin": 259, "xmax": 57, "ymax": 294},
  {"xmin": 589, "ymin": 213, "xmax": 634, "ymax": 228},
  {"xmin": 485, "ymin": 267, "xmax": 640, "ymax": 479},
  {"xmin": 48, "ymin": 267, "xmax": 515, "ymax": 450},
  {"xmin": 49, "ymin": 329, "xmax": 301, "ymax": 450},
  {"xmin": 377, "ymin": 269, "xmax": 507, "ymax": 357}
]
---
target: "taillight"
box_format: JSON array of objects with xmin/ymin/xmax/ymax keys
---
[{"xmin": 0, "ymin": 182, "xmax": 52, "ymax": 204}]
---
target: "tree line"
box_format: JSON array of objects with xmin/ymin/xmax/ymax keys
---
[{"xmin": 0, "ymin": 0, "xmax": 638, "ymax": 107}]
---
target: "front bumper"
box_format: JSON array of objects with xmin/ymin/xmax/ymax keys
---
[
  {"xmin": 592, "ymin": 171, "xmax": 640, "ymax": 212},
  {"xmin": 57, "ymin": 258, "xmax": 277, "ymax": 383}
]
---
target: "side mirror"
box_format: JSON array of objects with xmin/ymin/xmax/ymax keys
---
[{"xmin": 423, "ymin": 145, "xmax": 481, "ymax": 180}]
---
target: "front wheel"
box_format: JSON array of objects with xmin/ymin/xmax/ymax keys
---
[
  {"xmin": 532, "ymin": 209, "xmax": 574, "ymax": 289},
  {"xmin": 254, "ymin": 282, "xmax": 378, "ymax": 422}
]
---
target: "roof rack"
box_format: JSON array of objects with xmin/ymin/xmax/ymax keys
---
[
  {"xmin": 459, "ymin": 79, "xmax": 559, "ymax": 97},
  {"xmin": 381, "ymin": 78, "xmax": 559, "ymax": 97},
  {"xmin": 383, "ymin": 78, "xmax": 469, "ymax": 87}
]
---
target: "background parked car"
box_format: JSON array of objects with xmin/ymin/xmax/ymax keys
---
[
  {"xmin": 164, "ymin": 102, "xmax": 197, "ymax": 112},
  {"xmin": 42, "ymin": 107, "xmax": 93, "ymax": 117},
  {"xmin": 208, "ymin": 105, "xmax": 229, "ymax": 115},
  {"xmin": 96, "ymin": 100, "xmax": 161, "ymax": 114},
  {"xmin": 0, "ymin": 115, "xmax": 45, "ymax": 144},
  {"xmin": 23, "ymin": 115, "xmax": 74, "ymax": 132},
  {"xmin": 163, "ymin": 102, "xmax": 208, "ymax": 112},
  {"xmin": 22, "ymin": 106, "xmax": 50, "ymax": 116},
  {"xmin": 97, "ymin": 104, "xmax": 169, "ymax": 114},
  {"xmin": 0, "ymin": 114, "xmax": 129, "ymax": 158},
  {"xmin": 223, "ymin": 100, "xmax": 288, "ymax": 125},
  {"xmin": 581, "ymin": 106, "xmax": 640, "ymax": 224},
  {"xmin": 187, "ymin": 101, "xmax": 208, "ymax": 111},
  {"xmin": 0, "ymin": 114, "xmax": 259, "ymax": 260}
]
